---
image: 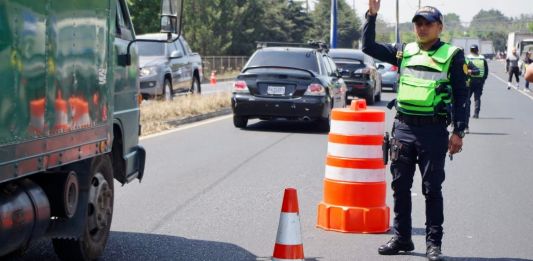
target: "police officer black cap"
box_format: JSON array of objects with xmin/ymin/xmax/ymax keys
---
[
  {"xmin": 412, "ymin": 6, "xmax": 443, "ymax": 24},
  {"xmin": 470, "ymin": 44, "xmax": 479, "ymax": 52}
]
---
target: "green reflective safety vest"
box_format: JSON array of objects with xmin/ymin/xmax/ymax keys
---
[
  {"xmin": 466, "ymin": 54, "xmax": 486, "ymax": 78},
  {"xmin": 397, "ymin": 42, "xmax": 459, "ymax": 116}
]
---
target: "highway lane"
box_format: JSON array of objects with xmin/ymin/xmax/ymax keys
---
[{"xmin": 11, "ymin": 60, "xmax": 533, "ymax": 260}]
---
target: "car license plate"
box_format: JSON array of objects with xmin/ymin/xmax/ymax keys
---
[{"xmin": 267, "ymin": 86, "xmax": 285, "ymax": 95}]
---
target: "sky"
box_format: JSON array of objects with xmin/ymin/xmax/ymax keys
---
[{"xmin": 311, "ymin": 0, "xmax": 532, "ymax": 24}]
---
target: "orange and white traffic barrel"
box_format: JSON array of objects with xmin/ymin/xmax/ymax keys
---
[
  {"xmin": 54, "ymin": 97, "xmax": 69, "ymax": 133},
  {"xmin": 28, "ymin": 98, "xmax": 46, "ymax": 135},
  {"xmin": 69, "ymin": 97, "xmax": 91, "ymax": 129},
  {"xmin": 273, "ymin": 188, "xmax": 304, "ymax": 261},
  {"xmin": 317, "ymin": 99, "xmax": 390, "ymax": 233}
]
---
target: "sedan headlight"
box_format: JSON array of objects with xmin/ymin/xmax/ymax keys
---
[{"xmin": 139, "ymin": 66, "xmax": 158, "ymax": 78}]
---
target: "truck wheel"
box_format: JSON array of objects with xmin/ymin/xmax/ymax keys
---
[
  {"xmin": 52, "ymin": 155, "xmax": 114, "ymax": 261},
  {"xmin": 233, "ymin": 115, "xmax": 248, "ymax": 128},
  {"xmin": 163, "ymin": 78, "xmax": 173, "ymax": 101},
  {"xmin": 190, "ymin": 76, "xmax": 201, "ymax": 94}
]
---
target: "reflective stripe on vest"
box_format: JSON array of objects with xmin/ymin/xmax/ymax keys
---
[
  {"xmin": 397, "ymin": 42, "xmax": 459, "ymax": 116},
  {"xmin": 467, "ymin": 55, "xmax": 486, "ymax": 78}
]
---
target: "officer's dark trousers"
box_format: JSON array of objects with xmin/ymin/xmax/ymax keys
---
[
  {"xmin": 390, "ymin": 119, "xmax": 449, "ymax": 247},
  {"xmin": 466, "ymin": 80, "xmax": 484, "ymax": 124}
]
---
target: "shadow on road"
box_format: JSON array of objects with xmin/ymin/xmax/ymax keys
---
[
  {"xmin": 5, "ymin": 231, "xmax": 258, "ymax": 261},
  {"xmin": 476, "ymin": 117, "xmax": 514, "ymax": 120},
  {"xmin": 398, "ymin": 252, "xmax": 533, "ymax": 261},
  {"xmin": 244, "ymin": 120, "xmax": 328, "ymax": 134},
  {"xmin": 466, "ymin": 132, "xmax": 509, "ymax": 136},
  {"xmin": 444, "ymin": 257, "xmax": 533, "ymax": 261}
]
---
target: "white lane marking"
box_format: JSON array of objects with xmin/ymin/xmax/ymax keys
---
[
  {"xmin": 140, "ymin": 115, "xmax": 233, "ymax": 140},
  {"xmin": 490, "ymin": 72, "xmax": 533, "ymax": 101},
  {"xmin": 276, "ymin": 213, "xmax": 302, "ymax": 245},
  {"xmin": 325, "ymin": 165, "xmax": 386, "ymax": 182}
]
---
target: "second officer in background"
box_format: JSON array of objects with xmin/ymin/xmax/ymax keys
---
[
  {"xmin": 465, "ymin": 44, "xmax": 488, "ymax": 124},
  {"xmin": 363, "ymin": 1, "xmax": 468, "ymax": 260}
]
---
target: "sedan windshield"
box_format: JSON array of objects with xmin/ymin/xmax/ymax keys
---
[
  {"xmin": 137, "ymin": 42, "xmax": 165, "ymax": 56},
  {"xmin": 246, "ymin": 50, "xmax": 319, "ymax": 73}
]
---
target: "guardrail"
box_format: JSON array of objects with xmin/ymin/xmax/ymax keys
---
[{"xmin": 202, "ymin": 56, "xmax": 249, "ymax": 82}]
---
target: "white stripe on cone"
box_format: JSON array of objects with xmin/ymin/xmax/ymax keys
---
[
  {"xmin": 276, "ymin": 213, "xmax": 302, "ymax": 245},
  {"xmin": 325, "ymin": 165, "xmax": 385, "ymax": 182},
  {"xmin": 327, "ymin": 143, "xmax": 382, "ymax": 159},
  {"xmin": 330, "ymin": 120, "xmax": 384, "ymax": 136}
]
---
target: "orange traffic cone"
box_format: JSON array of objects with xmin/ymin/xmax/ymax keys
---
[
  {"xmin": 317, "ymin": 99, "xmax": 390, "ymax": 233},
  {"xmin": 273, "ymin": 188, "xmax": 304, "ymax": 261},
  {"xmin": 210, "ymin": 71, "xmax": 217, "ymax": 86}
]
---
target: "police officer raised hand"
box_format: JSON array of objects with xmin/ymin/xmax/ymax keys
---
[{"xmin": 368, "ymin": 0, "xmax": 380, "ymax": 15}]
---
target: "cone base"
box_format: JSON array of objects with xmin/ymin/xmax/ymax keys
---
[{"xmin": 316, "ymin": 202, "xmax": 390, "ymax": 233}]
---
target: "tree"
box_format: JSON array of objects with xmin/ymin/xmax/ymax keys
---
[
  {"xmin": 529, "ymin": 22, "xmax": 533, "ymax": 33},
  {"xmin": 307, "ymin": 0, "xmax": 361, "ymax": 48},
  {"xmin": 127, "ymin": 0, "xmax": 160, "ymax": 35}
]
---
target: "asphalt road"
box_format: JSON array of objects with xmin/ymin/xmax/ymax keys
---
[{"xmin": 11, "ymin": 60, "xmax": 533, "ymax": 260}]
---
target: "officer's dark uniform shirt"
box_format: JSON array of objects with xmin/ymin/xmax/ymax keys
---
[{"xmin": 362, "ymin": 13, "xmax": 468, "ymax": 132}]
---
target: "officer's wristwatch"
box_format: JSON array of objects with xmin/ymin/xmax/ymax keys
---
[{"xmin": 453, "ymin": 130, "xmax": 465, "ymax": 138}]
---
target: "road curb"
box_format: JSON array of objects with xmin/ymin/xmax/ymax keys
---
[{"xmin": 165, "ymin": 107, "xmax": 232, "ymax": 128}]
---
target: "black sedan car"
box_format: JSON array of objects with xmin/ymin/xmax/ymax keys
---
[
  {"xmin": 231, "ymin": 45, "xmax": 346, "ymax": 129},
  {"xmin": 329, "ymin": 49, "xmax": 382, "ymax": 105}
]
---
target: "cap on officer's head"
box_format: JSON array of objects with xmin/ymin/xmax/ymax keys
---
[
  {"xmin": 470, "ymin": 44, "xmax": 479, "ymax": 52},
  {"xmin": 412, "ymin": 6, "xmax": 443, "ymax": 24}
]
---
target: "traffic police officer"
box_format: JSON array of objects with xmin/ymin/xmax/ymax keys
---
[
  {"xmin": 465, "ymin": 44, "xmax": 488, "ymax": 125},
  {"xmin": 363, "ymin": 1, "xmax": 467, "ymax": 260}
]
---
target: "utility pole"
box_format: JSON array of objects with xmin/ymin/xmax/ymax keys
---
[
  {"xmin": 419, "ymin": 0, "xmax": 421, "ymax": 9},
  {"xmin": 330, "ymin": 0, "xmax": 338, "ymax": 48},
  {"xmin": 396, "ymin": 0, "xmax": 400, "ymax": 44}
]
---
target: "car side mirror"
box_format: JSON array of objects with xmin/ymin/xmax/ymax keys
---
[
  {"xmin": 170, "ymin": 50, "xmax": 183, "ymax": 59},
  {"xmin": 160, "ymin": 0, "xmax": 183, "ymax": 35},
  {"xmin": 377, "ymin": 64, "xmax": 385, "ymax": 70}
]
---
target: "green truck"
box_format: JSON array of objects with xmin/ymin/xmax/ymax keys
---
[{"xmin": 0, "ymin": 0, "xmax": 182, "ymax": 259}]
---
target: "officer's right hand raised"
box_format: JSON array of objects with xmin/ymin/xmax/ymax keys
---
[{"xmin": 369, "ymin": 0, "xmax": 381, "ymax": 16}]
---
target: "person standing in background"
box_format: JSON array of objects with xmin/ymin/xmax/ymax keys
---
[{"xmin": 506, "ymin": 48, "xmax": 520, "ymax": 90}]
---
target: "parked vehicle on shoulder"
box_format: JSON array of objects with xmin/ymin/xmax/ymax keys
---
[
  {"xmin": 231, "ymin": 42, "xmax": 346, "ymax": 130},
  {"xmin": 376, "ymin": 60, "xmax": 398, "ymax": 92},
  {"xmin": 329, "ymin": 49, "xmax": 382, "ymax": 105},
  {"xmin": 137, "ymin": 33, "xmax": 203, "ymax": 100}
]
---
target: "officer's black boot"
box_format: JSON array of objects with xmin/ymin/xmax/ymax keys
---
[
  {"xmin": 426, "ymin": 245, "xmax": 444, "ymax": 261},
  {"xmin": 378, "ymin": 237, "xmax": 414, "ymax": 255}
]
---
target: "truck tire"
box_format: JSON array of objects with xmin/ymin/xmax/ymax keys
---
[
  {"xmin": 233, "ymin": 115, "xmax": 248, "ymax": 128},
  {"xmin": 52, "ymin": 155, "xmax": 114, "ymax": 261},
  {"xmin": 190, "ymin": 75, "xmax": 201, "ymax": 94}
]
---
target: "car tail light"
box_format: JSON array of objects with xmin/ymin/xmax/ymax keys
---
[
  {"xmin": 233, "ymin": 80, "xmax": 249, "ymax": 93},
  {"xmin": 304, "ymin": 83, "xmax": 326, "ymax": 96},
  {"xmin": 390, "ymin": 65, "xmax": 398, "ymax": 72}
]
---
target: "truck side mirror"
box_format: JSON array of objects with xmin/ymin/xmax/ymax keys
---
[
  {"xmin": 170, "ymin": 50, "xmax": 183, "ymax": 59},
  {"xmin": 160, "ymin": 0, "xmax": 183, "ymax": 36}
]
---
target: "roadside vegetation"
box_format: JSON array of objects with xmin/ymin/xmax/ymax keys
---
[{"xmin": 140, "ymin": 92, "xmax": 232, "ymax": 136}]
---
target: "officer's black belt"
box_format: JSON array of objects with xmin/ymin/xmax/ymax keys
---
[{"xmin": 395, "ymin": 113, "xmax": 448, "ymax": 125}]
